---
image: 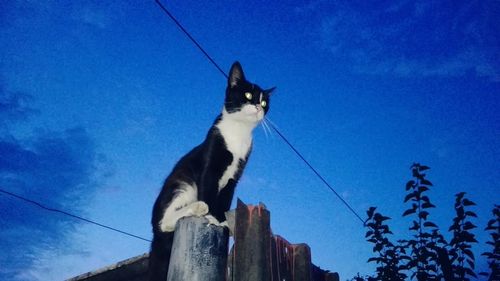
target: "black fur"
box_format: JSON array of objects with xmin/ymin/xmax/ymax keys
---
[{"xmin": 149, "ymin": 62, "xmax": 274, "ymax": 281}]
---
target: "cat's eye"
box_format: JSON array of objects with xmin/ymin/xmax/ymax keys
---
[
  {"xmin": 261, "ymin": 100, "xmax": 267, "ymax": 107},
  {"xmin": 245, "ymin": 92, "xmax": 252, "ymax": 100}
]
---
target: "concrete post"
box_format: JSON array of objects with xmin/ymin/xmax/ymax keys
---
[{"xmin": 167, "ymin": 216, "xmax": 228, "ymax": 281}]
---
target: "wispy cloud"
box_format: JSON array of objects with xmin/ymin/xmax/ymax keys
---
[
  {"xmin": 0, "ymin": 83, "xmax": 37, "ymax": 130},
  {"xmin": 3, "ymin": 1, "xmax": 122, "ymax": 30},
  {"xmin": 298, "ymin": 0, "xmax": 499, "ymax": 80},
  {"xmin": 15, "ymin": 229, "xmax": 105, "ymax": 280},
  {"xmin": 71, "ymin": 1, "xmax": 128, "ymax": 30},
  {"xmin": 0, "ymin": 84, "xmax": 107, "ymax": 280},
  {"xmin": 77, "ymin": 7, "xmax": 110, "ymax": 29}
]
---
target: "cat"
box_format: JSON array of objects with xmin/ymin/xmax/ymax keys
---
[{"xmin": 149, "ymin": 61, "xmax": 274, "ymax": 281}]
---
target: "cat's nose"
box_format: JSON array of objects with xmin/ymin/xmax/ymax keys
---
[{"xmin": 255, "ymin": 105, "xmax": 263, "ymax": 112}]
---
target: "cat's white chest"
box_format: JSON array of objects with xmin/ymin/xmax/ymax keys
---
[
  {"xmin": 223, "ymin": 133, "xmax": 252, "ymax": 158},
  {"xmin": 216, "ymin": 117, "xmax": 254, "ymax": 190}
]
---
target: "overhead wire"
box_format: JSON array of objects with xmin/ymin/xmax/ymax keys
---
[
  {"xmin": 154, "ymin": 0, "xmax": 365, "ymax": 224},
  {"xmin": 155, "ymin": 0, "xmax": 228, "ymax": 79},
  {"xmin": 0, "ymin": 188, "xmax": 151, "ymax": 242}
]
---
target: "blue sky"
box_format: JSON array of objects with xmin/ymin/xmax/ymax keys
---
[{"xmin": 1, "ymin": 0, "xmax": 499, "ymax": 280}]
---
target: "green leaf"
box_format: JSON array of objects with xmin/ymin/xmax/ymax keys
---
[
  {"xmin": 420, "ymin": 179, "xmax": 433, "ymax": 186},
  {"xmin": 463, "ymin": 232, "xmax": 478, "ymax": 243},
  {"xmin": 404, "ymin": 192, "xmax": 416, "ymax": 203},
  {"xmin": 366, "ymin": 207, "xmax": 376, "ymax": 219},
  {"xmin": 420, "ymin": 233, "xmax": 431, "ymax": 240},
  {"xmin": 485, "ymin": 219, "xmax": 495, "ymax": 230},
  {"xmin": 380, "ymin": 215, "xmax": 391, "ymax": 222},
  {"xmin": 450, "ymin": 237, "xmax": 459, "ymax": 246},
  {"xmin": 381, "ymin": 225, "xmax": 390, "ymax": 234},
  {"xmin": 411, "ymin": 167, "xmax": 420, "ymax": 178},
  {"xmin": 464, "ymin": 249, "xmax": 475, "ymax": 260},
  {"xmin": 409, "ymin": 221, "xmax": 419, "ymax": 231},
  {"xmin": 406, "ymin": 180, "xmax": 416, "ymax": 191},
  {"xmin": 455, "ymin": 192, "xmax": 466, "ymax": 200},
  {"xmin": 418, "ymin": 186, "xmax": 429, "ymax": 193},
  {"xmin": 419, "ymin": 165, "xmax": 430, "ymax": 171},
  {"xmin": 463, "ymin": 222, "xmax": 476, "ymax": 230},
  {"xmin": 465, "ymin": 267, "xmax": 477, "ymax": 277},
  {"xmin": 482, "ymin": 252, "xmax": 493, "ymax": 258},
  {"xmin": 419, "ymin": 211, "xmax": 429, "ymax": 220},
  {"xmin": 463, "ymin": 198, "xmax": 476, "ymax": 206},
  {"xmin": 465, "ymin": 211, "xmax": 477, "ymax": 218},
  {"xmin": 422, "ymin": 202, "xmax": 436, "ymax": 209},
  {"xmin": 403, "ymin": 208, "xmax": 416, "ymax": 217},
  {"xmin": 424, "ymin": 221, "xmax": 438, "ymax": 228}
]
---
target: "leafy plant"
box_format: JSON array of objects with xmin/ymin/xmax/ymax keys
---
[
  {"xmin": 350, "ymin": 163, "xmax": 488, "ymax": 281},
  {"xmin": 402, "ymin": 163, "xmax": 442, "ymax": 280},
  {"xmin": 480, "ymin": 205, "xmax": 500, "ymax": 281},
  {"xmin": 448, "ymin": 192, "xmax": 478, "ymax": 280},
  {"xmin": 348, "ymin": 273, "xmax": 376, "ymax": 281},
  {"xmin": 364, "ymin": 207, "xmax": 407, "ymax": 281}
]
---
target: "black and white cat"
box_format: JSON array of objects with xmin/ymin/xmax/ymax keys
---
[{"xmin": 149, "ymin": 62, "xmax": 274, "ymax": 281}]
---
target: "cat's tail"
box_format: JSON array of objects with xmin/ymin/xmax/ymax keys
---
[{"xmin": 149, "ymin": 231, "xmax": 174, "ymax": 281}]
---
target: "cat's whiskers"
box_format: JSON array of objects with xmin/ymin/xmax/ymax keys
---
[
  {"xmin": 260, "ymin": 119, "xmax": 270, "ymax": 139},
  {"xmin": 260, "ymin": 117, "xmax": 274, "ymax": 139},
  {"xmin": 264, "ymin": 117, "xmax": 279, "ymax": 132},
  {"xmin": 263, "ymin": 118, "xmax": 272, "ymax": 136}
]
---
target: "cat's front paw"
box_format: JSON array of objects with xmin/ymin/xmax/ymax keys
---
[
  {"xmin": 188, "ymin": 201, "xmax": 209, "ymax": 217},
  {"xmin": 218, "ymin": 220, "xmax": 229, "ymax": 228},
  {"xmin": 204, "ymin": 214, "xmax": 220, "ymax": 226}
]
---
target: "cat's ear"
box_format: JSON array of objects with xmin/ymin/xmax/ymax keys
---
[
  {"xmin": 228, "ymin": 61, "xmax": 245, "ymax": 88},
  {"xmin": 264, "ymin": 87, "xmax": 276, "ymax": 96}
]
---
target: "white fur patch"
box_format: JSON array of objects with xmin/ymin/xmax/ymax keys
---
[
  {"xmin": 159, "ymin": 182, "xmax": 205, "ymax": 232},
  {"xmin": 216, "ymin": 107, "xmax": 258, "ymax": 190}
]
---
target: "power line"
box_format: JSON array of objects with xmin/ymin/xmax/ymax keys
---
[
  {"xmin": 0, "ymin": 188, "xmax": 151, "ymax": 243},
  {"xmin": 270, "ymin": 126, "xmax": 365, "ymax": 224},
  {"xmin": 155, "ymin": 0, "xmax": 228, "ymax": 79},
  {"xmin": 154, "ymin": 0, "xmax": 365, "ymax": 225}
]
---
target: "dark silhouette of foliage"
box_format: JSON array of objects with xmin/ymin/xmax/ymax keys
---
[
  {"xmin": 365, "ymin": 207, "xmax": 406, "ymax": 281},
  {"xmin": 402, "ymin": 163, "xmax": 443, "ymax": 280},
  {"xmin": 448, "ymin": 192, "xmax": 478, "ymax": 280},
  {"xmin": 364, "ymin": 207, "xmax": 407, "ymax": 281},
  {"xmin": 348, "ymin": 273, "xmax": 376, "ymax": 281},
  {"xmin": 349, "ymin": 163, "xmax": 495, "ymax": 281},
  {"xmin": 480, "ymin": 205, "xmax": 500, "ymax": 281}
]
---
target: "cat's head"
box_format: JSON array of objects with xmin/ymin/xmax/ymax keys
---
[{"xmin": 224, "ymin": 62, "xmax": 275, "ymax": 124}]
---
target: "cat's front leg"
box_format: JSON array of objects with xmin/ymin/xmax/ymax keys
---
[
  {"xmin": 218, "ymin": 221, "xmax": 229, "ymax": 228},
  {"xmin": 204, "ymin": 215, "xmax": 230, "ymax": 229},
  {"xmin": 160, "ymin": 200, "xmax": 209, "ymax": 232}
]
